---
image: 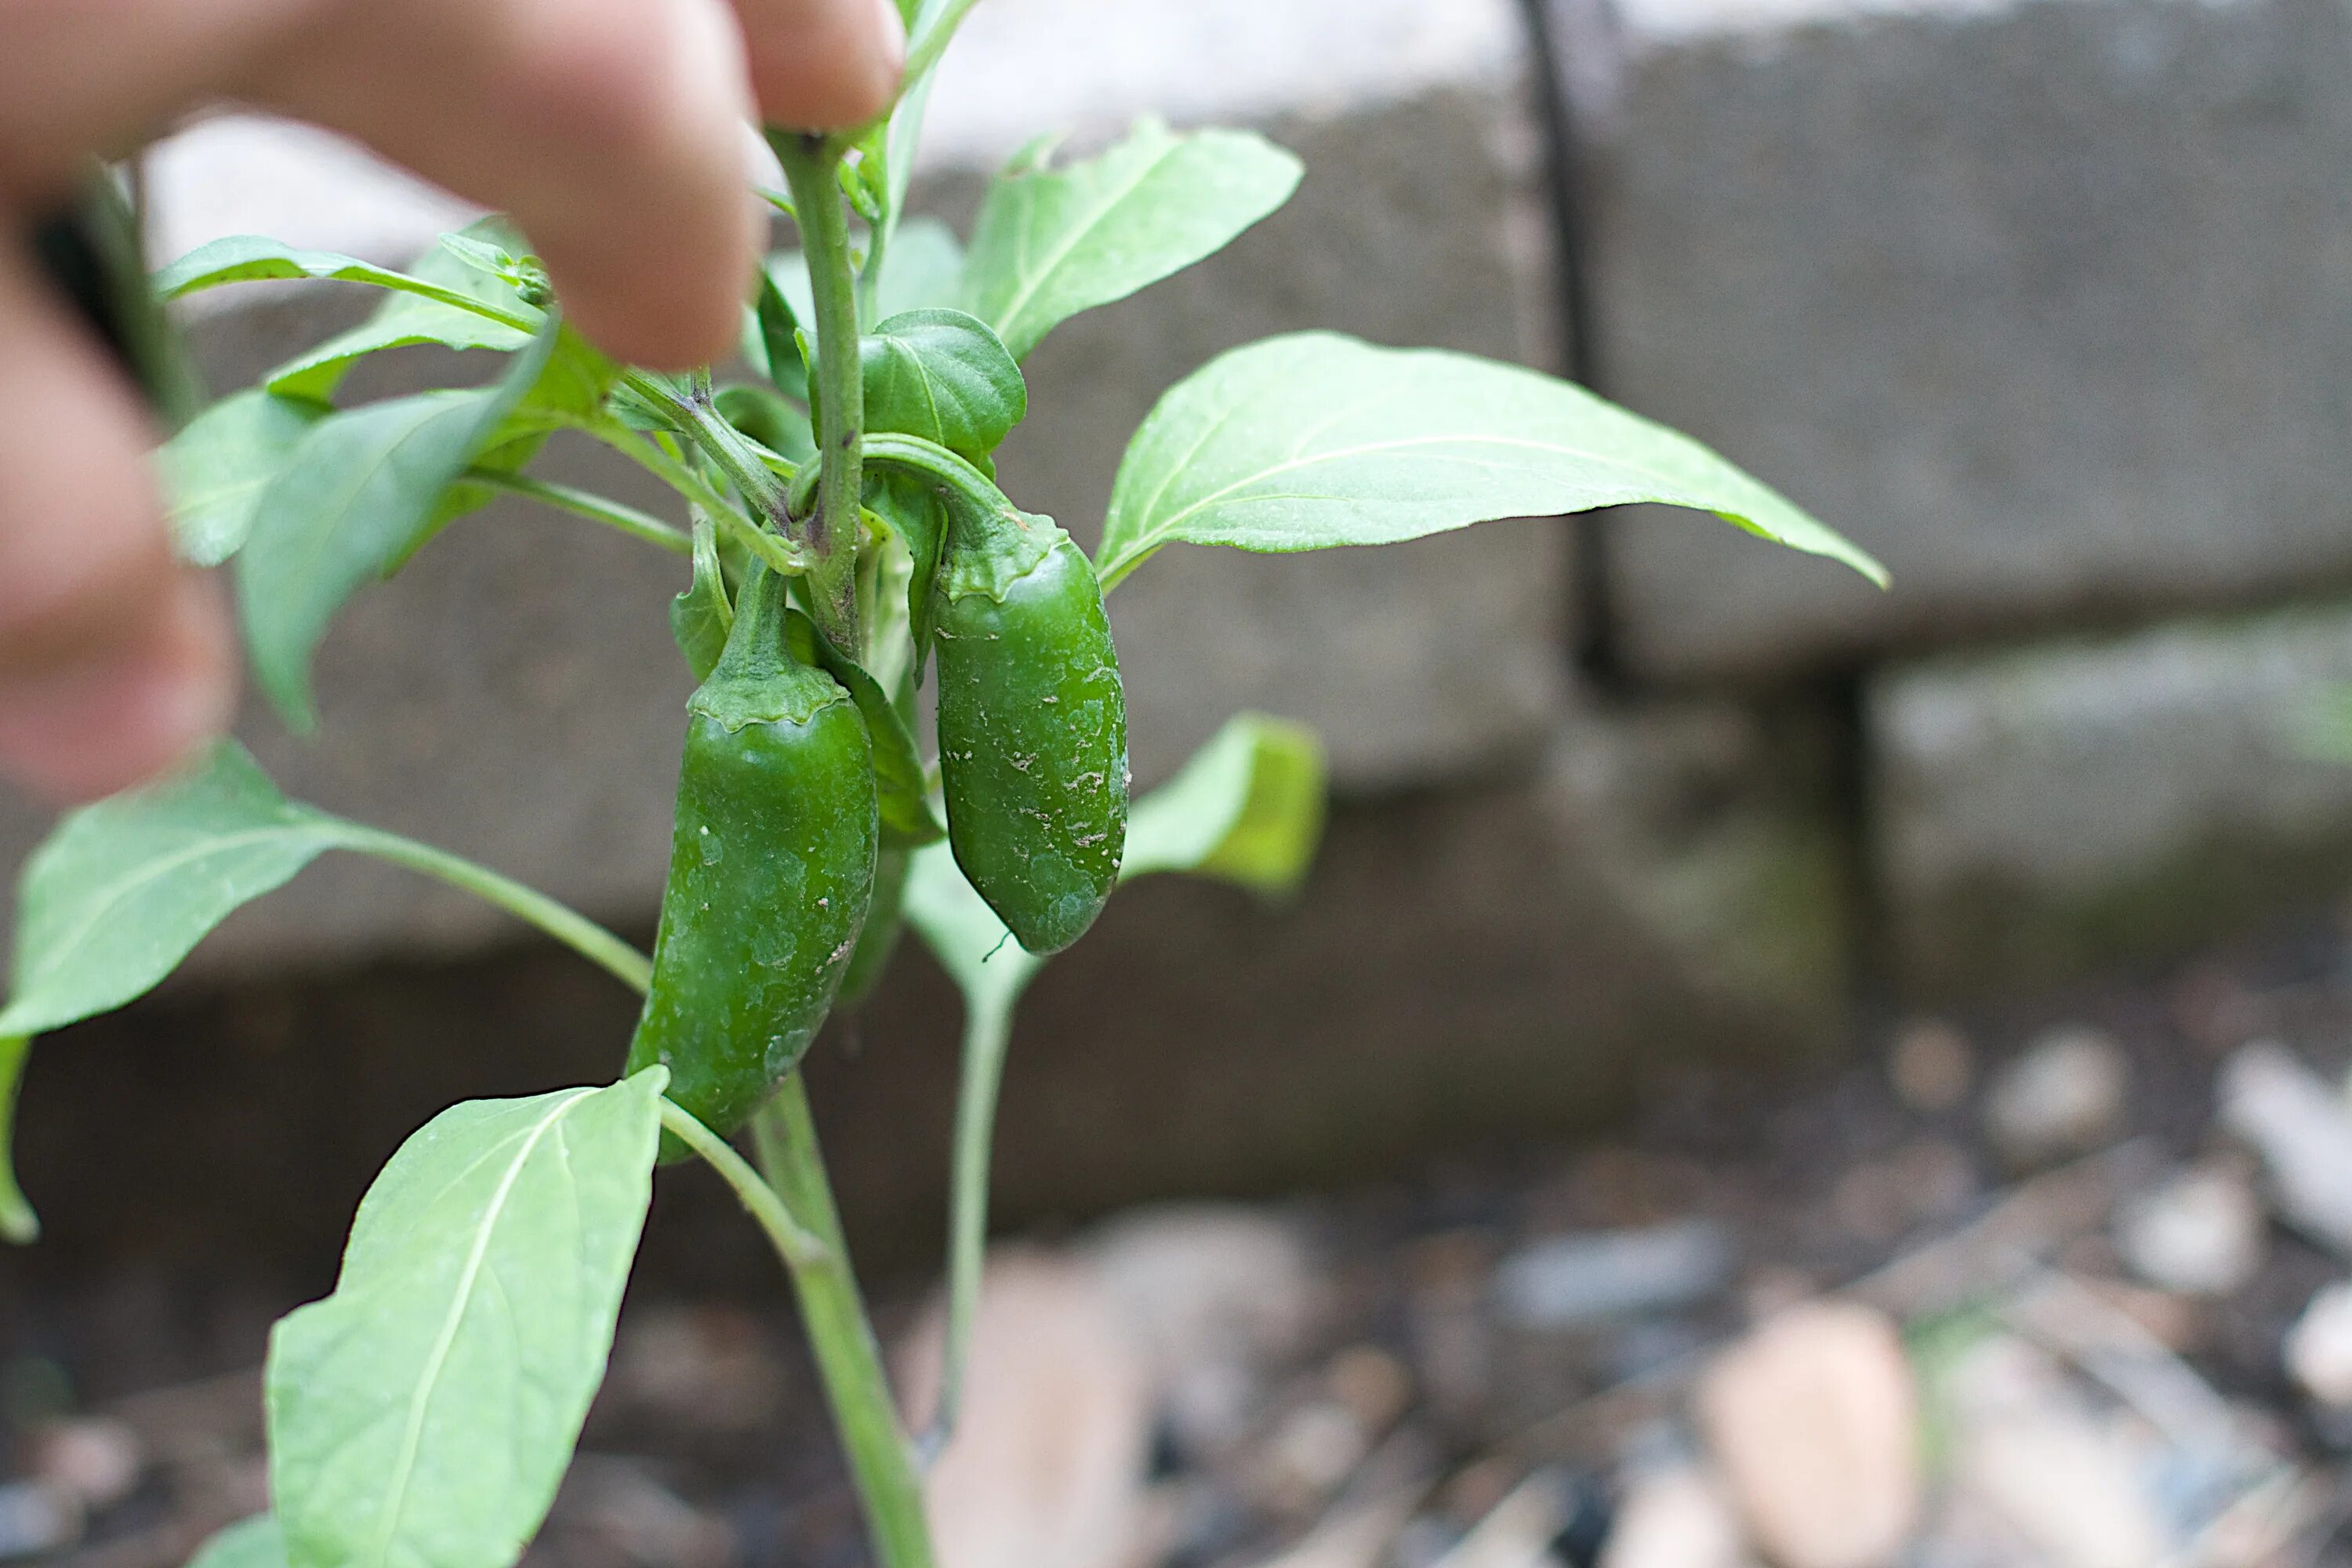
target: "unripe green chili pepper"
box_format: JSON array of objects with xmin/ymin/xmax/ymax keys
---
[
  {"xmin": 626, "ymin": 561, "xmax": 879, "ymax": 1156},
  {"xmin": 934, "ymin": 513, "xmax": 1128, "ymax": 954}
]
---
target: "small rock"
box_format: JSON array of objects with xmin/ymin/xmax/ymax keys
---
[
  {"xmin": 1087, "ymin": 1205, "xmax": 1320, "ymax": 1457},
  {"xmin": 2114, "ymin": 1163, "xmax": 2265, "ymax": 1297},
  {"xmin": 1325, "ymin": 1345, "xmax": 1414, "ymax": 1434},
  {"xmin": 2285, "ymin": 1281, "xmax": 2352, "ymax": 1408},
  {"xmin": 2220, "ymin": 1041, "xmax": 2352, "ymax": 1254},
  {"xmin": 1889, "ymin": 1019, "xmax": 1974, "ymax": 1114},
  {"xmin": 1599, "ymin": 1468, "xmax": 1753, "ymax": 1568},
  {"xmin": 899, "ymin": 1249, "xmax": 1156, "ymax": 1568},
  {"xmin": 27, "ymin": 1417, "xmax": 143, "ymax": 1511},
  {"xmin": 1944, "ymin": 1336, "xmax": 2171, "ymax": 1568},
  {"xmin": 1831, "ymin": 1139, "xmax": 1977, "ymax": 1245},
  {"xmin": 1982, "ymin": 1025, "xmax": 2129, "ymax": 1170},
  {"xmin": 1260, "ymin": 1401, "xmax": 1372, "ymax": 1512},
  {"xmin": 1494, "ymin": 1221, "xmax": 1733, "ymax": 1329},
  {"xmin": 1694, "ymin": 1302, "xmax": 1919, "ymax": 1568},
  {"xmin": 0, "ymin": 1482, "xmax": 78, "ymax": 1558}
]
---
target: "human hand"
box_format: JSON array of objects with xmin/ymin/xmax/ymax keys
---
[{"xmin": 0, "ymin": 0, "xmax": 902, "ymax": 803}]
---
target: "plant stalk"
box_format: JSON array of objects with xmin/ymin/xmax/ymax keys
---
[
  {"xmin": 772, "ymin": 132, "xmax": 866, "ymax": 656},
  {"xmin": 920, "ymin": 1001, "xmax": 1014, "ymax": 1461},
  {"xmin": 330, "ymin": 826, "xmax": 652, "ymax": 993},
  {"xmin": 754, "ymin": 1078, "xmax": 936, "ymax": 1568}
]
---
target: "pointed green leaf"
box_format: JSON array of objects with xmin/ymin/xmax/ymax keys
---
[
  {"xmin": 860, "ymin": 309, "xmax": 1024, "ymax": 463},
  {"xmin": 159, "ymin": 390, "xmax": 329, "ymax": 567},
  {"xmin": 1122, "ymin": 714, "xmax": 1327, "ymax": 892},
  {"xmin": 0, "ymin": 743, "xmax": 347, "ymax": 1040},
  {"xmin": 669, "ymin": 518, "xmax": 733, "ymax": 682},
  {"xmin": 960, "ymin": 118, "xmax": 1301, "ymax": 361},
  {"xmin": 1098, "ymin": 332, "xmax": 1886, "ymax": 592},
  {"xmin": 186, "ymin": 1515, "xmax": 288, "ymax": 1568},
  {"xmin": 267, "ymin": 1070, "xmax": 664, "ymax": 1568},
  {"xmin": 0, "ymin": 1036, "xmax": 35, "ymax": 1244},
  {"xmin": 154, "ymin": 236, "xmax": 489, "ymax": 311},
  {"xmin": 239, "ymin": 325, "xmax": 557, "ymax": 730},
  {"xmin": 877, "ymin": 217, "xmax": 965, "ymax": 318},
  {"xmin": 263, "ymin": 222, "xmax": 543, "ymax": 402}
]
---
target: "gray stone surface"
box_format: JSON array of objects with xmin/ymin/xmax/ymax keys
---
[
  {"xmin": 2, "ymin": 1, "xmax": 1570, "ymax": 977},
  {"xmin": 9, "ymin": 699, "xmax": 1852, "ymax": 1285},
  {"xmin": 1556, "ymin": 0, "xmax": 2352, "ymax": 681},
  {"xmin": 1872, "ymin": 601, "xmax": 2352, "ymax": 997}
]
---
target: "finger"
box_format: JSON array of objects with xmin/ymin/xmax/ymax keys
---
[
  {"xmin": 0, "ymin": 235, "xmax": 234, "ymax": 803},
  {"xmin": 251, "ymin": 0, "xmax": 762, "ymax": 370},
  {"xmin": 733, "ymin": 0, "xmax": 905, "ymax": 129}
]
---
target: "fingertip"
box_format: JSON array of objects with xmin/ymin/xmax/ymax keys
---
[
  {"xmin": 0, "ymin": 572, "xmax": 238, "ymax": 805},
  {"xmin": 742, "ymin": 0, "xmax": 906, "ymax": 130}
]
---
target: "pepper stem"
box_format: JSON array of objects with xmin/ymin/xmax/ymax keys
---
[{"xmin": 773, "ymin": 132, "xmax": 868, "ymax": 658}]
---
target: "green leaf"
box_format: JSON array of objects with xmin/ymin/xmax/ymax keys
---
[
  {"xmin": 714, "ymin": 383, "xmax": 815, "ymax": 466},
  {"xmin": 159, "ymin": 390, "xmax": 328, "ymax": 567},
  {"xmin": 1097, "ymin": 332, "xmax": 1886, "ymax": 592},
  {"xmin": 186, "ymin": 1515, "xmax": 288, "ymax": 1568},
  {"xmin": 1122, "ymin": 714, "xmax": 1327, "ymax": 892},
  {"xmin": 860, "ymin": 309, "xmax": 1025, "ymax": 463},
  {"xmin": 154, "ymin": 236, "xmax": 485, "ymax": 309},
  {"xmin": 267, "ymin": 1071, "xmax": 664, "ymax": 1568},
  {"xmin": 876, "ymin": 217, "xmax": 966, "ymax": 318},
  {"xmin": 0, "ymin": 1036, "xmax": 35, "ymax": 1244},
  {"xmin": 264, "ymin": 222, "xmax": 542, "ymax": 402},
  {"xmin": 905, "ymin": 844, "xmax": 1044, "ymax": 1021},
  {"xmin": 785, "ymin": 615, "xmax": 946, "ymax": 850},
  {"xmin": 0, "ymin": 743, "xmax": 349, "ymax": 1041},
  {"xmin": 670, "ymin": 518, "xmax": 733, "ymax": 682},
  {"xmin": 748, "ymin": 265, "xmax": 806, "ymax": 396},
  {"xmin": 960, "ymin": 118, "xmax": 1301, "ymax": 361},
  {"xmin": 239, "ymin": 325, "xmax": 557, "ymax": 730}
]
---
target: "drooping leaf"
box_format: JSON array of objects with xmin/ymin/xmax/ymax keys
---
[
  {"xmin": 786, "ymin": 614, "xmax": 945, "ymax": 849},
  {"xmin": 158, "ymin": 389, "xmax": 329, "ymax": 567},
  {"xmin": 960, "ymin": 118, "xmax": 1301, "ymax": 361},
  {"xmin": 0, "ymin": 1036, "xmax": 34, "ymax": 1244},
  {"xmin": 1097, "ymin": 332, "xmax": 1886, "ymax": 592},
  {"xmin": 186, "ymin": 1515, "xmax": 289, "ymax": 1568},
  {"xmin": 905, "ymin": 844, "xmax": 1043, "ymax": 1023},
  {"xmin": 264, "ymin": 221, "xmax": 543, "ymax": 402},
  {"xmin": 670, "ymin": 518, "xmax": 734, "ymax": 682},
  {"xmin": 0, "ymin": 743, "xmax": 348, "ymax": 1041},
  {"xmin": 860, "ymin": 309, "xmax": 1024, "ymax": 463},
  {"xmin": 239, "ymin": 325, "xmax": 557, "ymax": 729},
  {"xmin": 267, "ymin": 1071, "xmax": 664, "ymax": 1568},
  {"xmin": 1121, "ymin": 714, "xmax": 1327, "ymax": 892}
]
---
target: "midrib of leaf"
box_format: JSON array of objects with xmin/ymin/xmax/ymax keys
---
[
  {"xmin": 988, "ymin": 137, "xmax": 1180, "ymax": 348},
  {"xmin": 9, "ymin": 820, "xmax": 331, "ymax": 1007},
  {"xmin": 365, "ymin": 1091, "xmax": 590, "ymax": 1568},
  {"xmin": 1116, "ymin": 430, "xmax": 1748, "ymax": 568}
]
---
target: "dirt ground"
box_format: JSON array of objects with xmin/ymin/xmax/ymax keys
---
[{"xmin": 13, "ymin": 914, "xmax": 2352, "ymax": 1568}]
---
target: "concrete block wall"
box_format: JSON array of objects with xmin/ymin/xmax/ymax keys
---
[{"xmin": 9, "ymin": 0, "xmax": 2352, "ymax": 1240}]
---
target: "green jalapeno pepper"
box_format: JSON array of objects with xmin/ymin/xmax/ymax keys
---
[
  {"xmin": 934, "ymin": 514, "xmax": 1128, "ymax": 954},
  {"xmin": 626, "ymin": 561, "xmax": 878, "ymax": 1154}
]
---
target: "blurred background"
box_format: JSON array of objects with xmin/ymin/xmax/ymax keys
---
[{"xmin": 10, "ymin": 0, "xmax": 2352, "ymax": 1563}]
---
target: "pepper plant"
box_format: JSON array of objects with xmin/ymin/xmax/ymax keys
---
[{"xmin": 0, "ymin": 5, "xmax": 1882, "ymax": 1565}]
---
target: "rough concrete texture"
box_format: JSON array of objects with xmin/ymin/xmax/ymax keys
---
[
  {"xmin": 1873, "ymin": 601, "xmax": 2352, "ymax": 998},
  {"xmin": 3, "ymin": 0, "xmax": 1571, "ymax": 984},
  {"xmin": 9, "ymin": 701, "xmax": 1849, "ymax": 1293},
  {"xmin": 1558, "ymin": 0, "xmax": 2352, "ymax": 681}
]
